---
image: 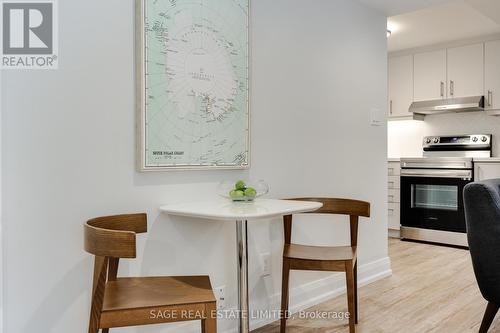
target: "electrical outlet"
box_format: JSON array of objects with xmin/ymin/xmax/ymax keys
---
[
  {"xmin": 261, "ymin": 253, "xmax": 271, "ymax": 277},
  {"xmin": 214, "ymin": 286, "xmax": 226, "ymax": 309}
]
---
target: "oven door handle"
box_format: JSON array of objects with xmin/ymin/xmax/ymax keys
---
[{"xmin": 401, "ymin": 169, "xmax": 473, "ymax": 180}]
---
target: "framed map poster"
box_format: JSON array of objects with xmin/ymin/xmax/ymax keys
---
[{"xmin": 136, "ymin": 0, "xmax": 250, "ymax": 171}]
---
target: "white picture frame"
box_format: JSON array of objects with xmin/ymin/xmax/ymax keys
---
[{"xmin": 136, "ymin": 0, "xmax": 250, "ymax": 171}]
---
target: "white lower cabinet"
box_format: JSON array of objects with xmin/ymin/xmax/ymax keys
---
[
  {"xmin": 388, "ymin": 188, "xmax": 400, "ymax": 203},
  {"xmin": 474, "ymin": 162, "xmax": 500, "ymax": 181},
  {"xmin": 388, "ymin": 176, "xmax": 400, "ymax": 191},
  {"xmin": 388, "ymin": 161, "xmax": 400, "ymax": 231},
  {"xmin": 388, "ymin": 202, "xmax": 401, "ymax": 230}
]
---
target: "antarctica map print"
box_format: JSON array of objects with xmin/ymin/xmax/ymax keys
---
[{"xmin": 140, "ymin": 0, "xmax": 249, "ymax": 169}]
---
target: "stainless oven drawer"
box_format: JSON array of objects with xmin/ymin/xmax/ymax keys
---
[{"xmin": 401, "ymin": 227, "xmax": 467, "ymax": 247}]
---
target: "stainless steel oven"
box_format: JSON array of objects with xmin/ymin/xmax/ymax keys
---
[
  {"xmin": 400, "ymin": 135, "xmax": 492, "ymax": 247},
  {"xmin": 400, "ymin": 159, "xmax": 473, "ymax": 246}
]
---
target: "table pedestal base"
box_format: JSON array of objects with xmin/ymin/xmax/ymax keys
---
[{"xmin": 236, "ymin": 220, "xmax": 249, "ymax": 333}]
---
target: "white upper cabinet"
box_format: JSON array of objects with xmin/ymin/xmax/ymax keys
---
[
  {"xmin": 390, "ymin": 40, "xmax": 500, "ymax": 116},
  {"xmin": 413, "ymin": 50, "xmax": 447, "ymax": 102},
  {"xmin": 485, "ymin": 40, "xmax": 500, "ymax": 110},
  {"xmin": 447, "ymin": 43, "xmax": 484, "ymax": 98},
  {"xmin": 388, "ymin": 55, "xmax": 413, "ymax": 118}
]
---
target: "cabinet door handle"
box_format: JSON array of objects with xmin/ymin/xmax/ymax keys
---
[
  {"xmin": 390, "ymin": 100, "xmax": 393, "ymax": 115},
  {"xmin": 488, "ymin": 90, "xmax": 493, "ymax": 107},
  {"xmin": 440, "ymin": 81, "xmax": 444, "ymax": 97},
  {"xmin": 450, "ymin": 80, "xmax": 454, "ymax": 96}
]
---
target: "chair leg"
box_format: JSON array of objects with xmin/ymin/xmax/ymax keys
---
[
  {"xmin": 202, "ymin": 302, "xmax": 217, "ymax": 333},
  {"xmin": 101, "ymin": 329, "xmax": 109, "ymax": 333},
  {"xmin": 479, "ymin": 302, "xmax": 499, "ymax": 333},
  {"xmin": 88, "ymin": 316, "xmax": 99, "ymax": 333},
  {"xmin": 354, "ymin": 261, "xmax": 358, "ymax": 324},
  {"xmin": 280, "ymin": 259, "xmax": 291, "ymax": 333},
  {"xmin": 345, "ymin": 261, "xmax": 356, "ymax": 333}
]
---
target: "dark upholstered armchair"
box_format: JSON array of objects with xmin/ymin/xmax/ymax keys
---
[{"xmin": 464, "ymin": 179, "xmax": 500, "ymax": 333}]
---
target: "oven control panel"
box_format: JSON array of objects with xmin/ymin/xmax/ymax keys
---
[{"xmin": 423, "ymin": 134, "xmax": 491, "ymax": 148}]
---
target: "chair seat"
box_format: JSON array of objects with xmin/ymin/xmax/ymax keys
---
[
  {"xmin": 284, "ymin": 244, "xmax": 356, "ymax": 261},
  {"xmin": 102, "ymin": 275, "xmax": 215, "ymax": 312}
]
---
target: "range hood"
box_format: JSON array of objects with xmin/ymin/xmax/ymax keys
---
[{"xmin": 409, "ymin": 96, "xmax": 485, "ymax": 115}]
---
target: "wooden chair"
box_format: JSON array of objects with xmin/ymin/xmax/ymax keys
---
[
  {"xmin": 84, "ymin": 213, "xmax": 217, "ymax": 333},
  {"xmin": 280, "ymin": 198, "xmax": 370, "ymax": 333}
]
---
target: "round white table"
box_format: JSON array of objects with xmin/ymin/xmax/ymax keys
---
[{"xmin": 160, "ymin": 198, "xmax": 323, "ymax": 333}]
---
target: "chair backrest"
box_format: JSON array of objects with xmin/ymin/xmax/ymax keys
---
[
  {"xmin": 464, "ymin": 180, "xmax": 500, "ymax": 304},
  {"xmin": 283, "ymin": 198, "xmax": 370, "ymax": 247},
  {"xmin": 84, "ymin": 213, "xmax": 147, "ymax": 324},
  {"xmin": 84, "ymin": 213, "xmax": 147, "ymax": 258}
]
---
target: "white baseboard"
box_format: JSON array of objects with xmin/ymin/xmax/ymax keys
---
[
  {"xmin": 249, "ymin": 256, "xmax": 392, "ymax": 331},
  {"xmin": 158, "ymin": 256, "xmax": 392, "ymax": 333},
  {"xmin": 388, "ymin": 229, "xmax": 401, "ymax": 239}
]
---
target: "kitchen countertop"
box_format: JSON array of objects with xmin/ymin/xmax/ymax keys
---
[
  {"xmin": 473, "ymin": 157, "xmax": 500, "ymax": 162},
  {"xmin": 389, "ymin": 157, "xmax": 500, "ymax": 163}
]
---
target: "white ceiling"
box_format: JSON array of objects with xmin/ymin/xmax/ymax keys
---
[
  {"xmin": 358, "ymin": 0, "xmax": 453, "ymax": 16},
  {"xmin": 387, "ymin": 0, "xmax": 500, "ymax": 52}
]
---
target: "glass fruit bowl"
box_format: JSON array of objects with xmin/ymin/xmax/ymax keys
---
[{"xmin": 217, "ymin": 180, "xmax": 269, "ymax": 202}]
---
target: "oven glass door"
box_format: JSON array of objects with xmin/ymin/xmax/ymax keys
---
[
  {"xmin": 412, "ymin": 184, "xmax": 458, "ymax": 211},
  {"xmin": 401, "ymin": 174, "xmax": 471, "ymax": 233}
]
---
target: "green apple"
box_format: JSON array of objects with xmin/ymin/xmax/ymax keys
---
[
  {"xmin": 244, "ymin": 187, "xmax": 257, "ymax": 198},
  {"xmin": 235, "ymin": 180, "xmax": 246, "ymax": 190},
  {"xmin": 230, "ymin": 189, "xmax": 245, "ymax": 200}
]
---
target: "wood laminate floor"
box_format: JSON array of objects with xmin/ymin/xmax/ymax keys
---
[{"xmin": 254, "ymin": 238, "xmax": 499, "ymax": 333}]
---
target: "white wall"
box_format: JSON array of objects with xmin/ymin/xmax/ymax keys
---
[
  {"xmin": 1, "ymin": 1, "xmax": 389, "ymax": 333},
  {"xmin": 388, "ymin": 113, "xmax": 500, "ymax": 158},
  {"xmin": 0, "ymin": 70, "xmax": 2, "ymax": 332}
]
